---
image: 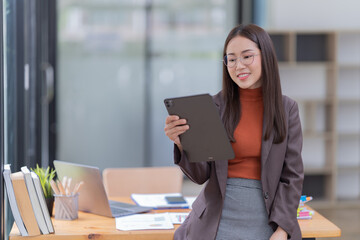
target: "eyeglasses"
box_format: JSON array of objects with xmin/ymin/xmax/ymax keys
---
[{"xmin": 223, "ymin": 54, "xmax": 260, "ymax": 68}]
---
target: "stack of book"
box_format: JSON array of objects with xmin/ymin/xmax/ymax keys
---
[
  {"xmin": 297, "ymin": 195, "xmax": 314, "ymax": 220},
  {"xmin": 3, "ymin": 164, "xmax": 54, "ymax": 236}
]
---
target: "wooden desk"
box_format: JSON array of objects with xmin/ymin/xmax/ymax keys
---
[
  {"xmin": 9, "ymin": 198, "xmax": 341, "ymax": 240},
  {"xmin": 299, "ymin": 206, "xmax": 341, "ymax": 239}
]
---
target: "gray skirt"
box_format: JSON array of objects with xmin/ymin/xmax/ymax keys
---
[{"xmin": 215, "ymin": 178, "xmax": 274, "ymax": 240}]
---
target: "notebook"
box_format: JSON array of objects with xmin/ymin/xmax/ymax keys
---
[{"xmin": 53, "ymin": 160, "xmax": 152, "ymax": 218}]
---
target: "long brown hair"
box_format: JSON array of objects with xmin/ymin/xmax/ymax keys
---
[{"xmin": 222, "ymin": 24, "xmax": 286, "ymax": 143}]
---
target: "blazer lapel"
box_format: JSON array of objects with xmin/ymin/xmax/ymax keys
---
[
  {"xmin": 213, "ymin": 92, "xmax": 228, "ymax": 198},
  {"xmin": 261, "ymin": 115, "xmax": 274, "ymax": 167},
  {"xmin": 215, "ymin": 159, "xmax": 228, "ymax": 198}
]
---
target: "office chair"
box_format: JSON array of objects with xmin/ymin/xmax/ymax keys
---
[{"xmin": 102, "ymin": 166, "xmax": 183, "ymax": 198}]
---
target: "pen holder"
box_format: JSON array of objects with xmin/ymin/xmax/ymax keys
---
[{"xmin": 54, "ymin": 193, "xmax": 79, "ymax": 220}]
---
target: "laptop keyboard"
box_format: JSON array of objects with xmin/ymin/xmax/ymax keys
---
[
  {"xmin": 109, "ymin": 200, "xmax": 136, "ymax": 208},
  {"xmin": 110, "ymin": 207, "xmax": 132, "ymax": 216},
  {"xmin": 109, "ymin": 200, "xmax": 152, "ymax": 217}
]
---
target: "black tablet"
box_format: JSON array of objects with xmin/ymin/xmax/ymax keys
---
[{"xmin": 164, "ymin": 94, "xmax": 235, "ymax": 162}]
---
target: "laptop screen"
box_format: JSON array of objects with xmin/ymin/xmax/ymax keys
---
[{"xmin": 54, "ymin": 160, "xmax": 113, "ymax": 217}]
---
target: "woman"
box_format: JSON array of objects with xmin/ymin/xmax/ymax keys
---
[{"xmin": 164, "ymin": 24, "xmax": 304, "ymax": 240}]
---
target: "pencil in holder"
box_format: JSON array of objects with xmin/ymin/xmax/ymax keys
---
[{"xmin": 54, "ymin": 193, "xmax": 79, "ymax": 220}]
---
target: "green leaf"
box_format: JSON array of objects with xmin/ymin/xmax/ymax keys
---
[{"xmin": 31, "ymin": 165, "xmax": 56, "ymax": 198}]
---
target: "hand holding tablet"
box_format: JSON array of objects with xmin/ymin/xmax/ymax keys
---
[{"xmin": 164, "ymin": 94, "xmax": 234, "ymax": 162}]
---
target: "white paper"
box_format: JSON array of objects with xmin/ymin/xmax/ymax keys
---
[
  {"xmin": 116, "ymin": 213, "xmax": 174, "ymax": 231},
  {"xmin": 131, "ymin": 193, "xmax": 189, "ymax": 209},
  {"xmin": 184, "ymin": 197, "xmax": 196, "ymax": 209},
  {"xmin": 168, "ymin": 212, "xmax": 190, "ymax": 224}
]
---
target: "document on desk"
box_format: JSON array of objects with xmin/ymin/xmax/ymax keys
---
[
  {"xmin": 116, "ymin": 213, "xmax": 174, "ymax": 231},
  {"xmin": 131, "ymin": 193, "xmax": 190, "ymax": 209},
  {"xmin": 168, "ymin": 212, "xmax": 190, "ymax": 224}
]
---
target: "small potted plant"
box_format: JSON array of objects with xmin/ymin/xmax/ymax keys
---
[{"xmin": 31, "ymin": 164, "xmax": 56, "ymax": 216}]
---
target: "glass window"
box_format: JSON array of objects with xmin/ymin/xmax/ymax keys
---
[
  {"xmin": 3, "ymin": 0, "xmax": 18, "ymax": 237},
  {"xmin": 57, "ymin": 0, "xmax": 237, "ymax": 168},
  {"xmin": 57, "ymin": 1, "xmax": 147, "ymax": 168},
  {"xmin": 1, "ymin": 0, "xmax": 4, "ymax": 238},
  {"xmin": 2, "ymin": 0, "xmax": 53, "ymax": 236},
  {"xmin": 149, "ymin": 0, "xmax": 237, "ymax": 165}
]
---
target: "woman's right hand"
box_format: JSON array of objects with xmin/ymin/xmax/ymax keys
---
[{"xmin": 164, "ymin": 115, "xmax": 189, "ymax": 152}]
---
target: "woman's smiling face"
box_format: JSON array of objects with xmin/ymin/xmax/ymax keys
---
[{"xmin": 225, "ymin": 35, "xmax": 262, "ymax": 89}]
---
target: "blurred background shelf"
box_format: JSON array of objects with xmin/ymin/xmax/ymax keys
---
[{"xmin": 269, "ymin": 30, "xmax": 360, "ymax": 208}]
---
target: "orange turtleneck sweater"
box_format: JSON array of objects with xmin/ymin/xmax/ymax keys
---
[{"xmin": 228, "ymin": 87, "xmax": 263, "ymax": 180}]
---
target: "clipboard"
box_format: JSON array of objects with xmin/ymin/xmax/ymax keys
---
[{"xmin": 164, "ymin": 94, "xmax": 235, "ymax": 162}]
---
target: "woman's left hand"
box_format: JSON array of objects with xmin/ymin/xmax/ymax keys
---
[{"xmin": 269, "ymin": 226, "xmax": 288, "ymax": 240}]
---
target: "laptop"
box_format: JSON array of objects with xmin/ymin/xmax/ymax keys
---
[{"xmin": 53, "ymin": 160, "xmax": 152, "ymax": 218}]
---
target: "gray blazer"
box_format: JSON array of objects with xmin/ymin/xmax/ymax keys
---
[{"xmin": 174, "ymin": 91, "xmax": 304, "ymax": 240}]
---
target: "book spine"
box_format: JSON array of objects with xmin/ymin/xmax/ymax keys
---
[
  {"xmin": 31, "ymin": 172, "xmax": 54, "ymax": 233},
  {"xmin": 21, "ymin": 167, "xmax": 49, "ymax": 234},
  {"xmin": 11, "ymin": 172, "xmax": 41, "ymax": 236},
  {"xmin": 3, "ymin": 168, "xmax": 28, "ymax": 236}
]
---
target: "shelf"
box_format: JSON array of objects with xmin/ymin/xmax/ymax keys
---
[
  {"xmin": 278, "ymin": 61, "xmax": 333, "ymax": 67},
  {"xmin": 337, "ymin": 67, "xmax": 360, "ymax": 100},
  {"xmin": 337, "ymin": 132, "xmax": 360, "ymax": 138},
  {"xmin": 337, "ymin": 103, "xmax": 360, "ymax": 133},
  {"xmin": 269, "ymin": 33, "xmax": 290, "ymax": 62},
  {"xmin": 334, "ymin": 199, "xmax": 360, "ymax": 208},
  {"xmin": 307, "ymin": 200, "xmax": 337, "ymax": 209},
  {"xmin": 295, "ymin": 98, "xmax": 334, "ymax": 104},
  {"xmin": 338, "ymin": 64, "xmax": 360, "ymax": 69},
  {"xmin": 336, "ymin": 171, "xmax": 360, "ymax": 199},
  {"xmin": 337, "ymin": 136, "xmax": 359, "ymax": 169},
  {"xmin": 302, "ymin": 174, "xmax": 330, "ymax": 200},
  {"xmin": 337, "ymin": 32, "xmax": 360, "ymax": 66},
  {"xmin": 337, "ymin": 99, "xmax": 360, "ymax": 104},
  {"xmin": 280, "ymin": 65, "xmax": 329, "ymax": 100},
  {"xmin": 337, "ymin": 166, "xmax": 360, "ymax": 173},
  {"xmin": 270, "ymin": 30, "xmax": 360, "ymax": 204},
  {"xmin": 304, "ymin": 167, "xmax": 333, "ymax": 175},
  {"xmin": 296, "ymin": 34, "xmax": 333, "ymax": 62},
  {"xmin": 303, "ymin": 131, "xmax": 334, "ymax": 139}
]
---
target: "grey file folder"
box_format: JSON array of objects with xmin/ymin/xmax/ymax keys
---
[{"xmin": 164, "ymin": 94, "xmax": 235, "ymax": 162}]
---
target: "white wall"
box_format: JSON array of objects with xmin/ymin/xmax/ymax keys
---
[{"xmin": 265, "ymin": 0, "xmax": 360, "ymax": 30}]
